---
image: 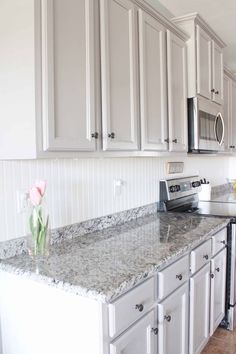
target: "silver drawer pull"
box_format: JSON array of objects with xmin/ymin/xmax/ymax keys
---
[
  {"xmin": 220, "ymin": 240, "xmax": 226, "ymax": 245},
  {"xmin": 210, "ymin": 273, "xmax": 215, "ymax": 279},
  {"xmin": 151, "ymin": 327, "xmax": 158, "ymax": 335},
  {"xmin": 203, "ymin": 254, "xmax": 209, "ymax": 260},
  {"xmin": 216, "ymin": 267, "xmax": 220, "ymax": 272},
  {"xmin": 135, "ymin": 304, "xmax": 144, "ymax": 312},
  {"xmin": 164, "ymin": 315, "xmax": 171, "ymax": 322},
  {"xmin": 176, "ymin": 274, "xmax": 183, "ymax": 281}
]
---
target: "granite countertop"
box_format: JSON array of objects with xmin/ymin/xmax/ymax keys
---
[
  {"xmin": 0, "ymin": 212, "xmax": 229, "ymax": 303},
  {"xmin": 209, "ymin": 191, "xmax": 236, "ymax": 203}
]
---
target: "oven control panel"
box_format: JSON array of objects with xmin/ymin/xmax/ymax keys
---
[{"xmin": 160, "ymin": 176, "xmax": 202, "ymax": 201}]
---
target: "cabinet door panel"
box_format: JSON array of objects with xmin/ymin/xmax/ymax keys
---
[
  {"xmin": 210, "ymin": 248, "xmax": 227, "ymax": 335},
  {"xmin": 212, "ymin": 41, "xmax": 223, "ymax": 105},
  {"xmin": 196, "ymin": 25, "xmax": 212, "ymax": 100},
  {"xmin": 167, "ymin": 31, "xmax": 188, "ymax": 152},
  {"xmin": 100, "ymin": 0, "xmax": 139, "ymax": 151},
  {"xmin": 189, "ymin": 263, "xmax": 210, "ymax": 354},
  {"xmin": 223, "ymin": 75, "xmax": 231, "ymax": 150},
  {"xmin": 231, "ymin": 81, "xmax": 236, "ymax": 151},
  {"xmin": 41, "ymin": 0, "xmax": 97, "ymax": 151},
  {"xmin": 110, "ymin": 311, "xmax": 156, "ymax": 354},
  {"xmin": 158, "ymin": 283, "xmax": 188, "ymax": 354},
  {"xmin": 138, "ymin": 10, "xmax": 168, "ymax": 151}
]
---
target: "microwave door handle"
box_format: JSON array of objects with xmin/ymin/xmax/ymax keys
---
[{"xmin": 214, "ymin": 112, "xmax": 224, "ymax": 145}]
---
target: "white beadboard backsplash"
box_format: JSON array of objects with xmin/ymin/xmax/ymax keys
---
[{"xmin": 0, "ymin": 155, "xmax": 230, "ymax": 242}]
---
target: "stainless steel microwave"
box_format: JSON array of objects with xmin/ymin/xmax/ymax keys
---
[{"xmin": 188, "ymin": 97, "xmax": 224, "ymax": 153}]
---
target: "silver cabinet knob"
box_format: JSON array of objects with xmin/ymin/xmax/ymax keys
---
[
  {"xmin": 216, "ymin": 267, "xmax": 220, "ymax": 272},
  {"xmin": 108, "ymin": 132, "xmax": 115, "ymax": 139},
  {"xmin": 203, "ymin": 254, "xmax": 209, "ymax": 260},
  {"xmin": 220, "ymin": 240, "xmax": 226, "ymax": 245},
  {"xmin": 151, "ymin": 327, "xmax": 158, "ymax": 335},
  {"xmin": 135, "ymin": 304, "xmax": 144, "ymax": 312},
  {"xmin": 215, "ymin": 90, "xmax": 219, "ymax": 95},
  {"xmin": 164, "ymin": 315, "xmax": 171, "ymax": 322},
  {"xmin": 176, "ymin": 274, "xmax": 183, "ymax": 281},
  {"xmin": 211, "ymin": 88, "xmax": 215, "ymax": 93},
  {"xmin": 210, "ymin": 273, "xmax": 215, "ymax": 279},
  {"xmin": 172, "ymin": 139, "xmax": 178, "ymax": 143},
  {"xmin": 91, "ymin": 132, "xmax": 98, "ymax": 139}
]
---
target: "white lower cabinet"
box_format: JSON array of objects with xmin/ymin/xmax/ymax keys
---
[
  {"xmin": 189, "ymin": 263, "xmax": 211, "ymax": 354},
  {"xmin": 110, "ymin": 310, "xmax": 156, "ymax": 354},
  {"xmin": 158, "ymin": 283, "xmax": 189, "ymax": 354},
  {"xmin": 210, "ymin": 248, "xmax": 227, "ymax": 335}
]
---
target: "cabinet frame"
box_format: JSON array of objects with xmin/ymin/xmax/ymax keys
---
[
  {"xmin": 41, "ymin": 0, "xmax": 98, "ymax": 152},
  {"xmin": 138, "ymin": 9, "xmax": 168, "ymax": 151}
]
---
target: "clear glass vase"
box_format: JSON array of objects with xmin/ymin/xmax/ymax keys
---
[{"xmin": 27, "ymin": 199, "xmax": 50, "ymax": 257}]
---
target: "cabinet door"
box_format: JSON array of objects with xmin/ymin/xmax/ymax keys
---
[
  {"xmin": 100, "ymin": 0, "xmax": 139, "ymax": 151},
  {"xmin": 231, "ymin": 80, "xmax": 236, "ymax": 152},
  {"xmin": 189, "ymin": 263, "xmax": 211, "ymax": 354},
  {"xmin": 196, "ymin": 25, "xmax": 212, "ymax": 100},
  {"xmin": 223, "ymin": 75, "xmax": 232, "ymax": 151},
  {"xmin": 110, "ymin": 311, "xmax": 156, "ymax": 354},
  {"xmin": 210, "ymin": 248, "xmax": 227, "ymax": 335},
  {"xmin": 167, "ymin": 31, "xmax": 188, "ymax": 152},
  {"xmin": 212, "ymin": 41, "xmax": 224, "ymax": 105},
  {"xmin": 41, "ymin": 0, "xmax": 98, "ymax": 151},
  {"xmin": 158, "ymin": 283, "xmax": 188, "ymax": 354},
  {"xmin": 138, "ymin": 10, "xmax": 168, "ymax": 151}
]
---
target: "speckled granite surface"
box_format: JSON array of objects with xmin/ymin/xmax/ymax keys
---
[
  {"xmin": 0, "ymin": 203, "xmax": 157, "ymax": 260},
  {"xmin": 0, "ymin": 212, "xmax": 229, "ymax": 303},
  {"xmin": 210, "ymin": 190, "xmax": 236, "ymax": 203}
]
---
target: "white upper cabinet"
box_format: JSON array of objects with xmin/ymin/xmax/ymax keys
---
[
  {"xmin": 100, "ymin": 0, "xmax": 139, "ymax": 151},
  {"xmin": 173, "ymin": 14, "xmax": 226, "ymax": 105},
  {"xmin": 196, "ymin": 25, "xmax": 212, "ymax": 100},
  {"xmin": 223, "ymin": 69, "xmax": 236, "ymax": 153},
  {"xmin": 41, "ymin": 0, "xmax": 98, "ymax": 152},
  {"xmin": 167, "ymin": 30, "xmax": 188, "ymax": 152},
  {"xmin": 138, "ymin": 9, "xmax": 168, "ymax": 151},
  {"xmin": 231, "ymin": 80, "xmax": 236, "ymax": 150},
  {"xmin": 223, "ymin": 73, "xmax": 232, "ymax": 151},
  {"xmin": 212, "ymin": 41, "xmax": 224, "ymax": 104}
]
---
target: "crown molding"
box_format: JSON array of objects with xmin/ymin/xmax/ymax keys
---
[
  {"xmin": 172, "ymin": 12, "xmax": 226, "ymax": 48},
  {"xmin": 224, "ymin": 66, "xmax": 236, "ymax": 80},
  {"xmin": 133, "ymin": 0, "xmax": 189, "ymax": 41}
]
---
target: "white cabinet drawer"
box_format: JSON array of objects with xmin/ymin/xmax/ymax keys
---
[
  {"xmin": 158, "ymin": 255, "xmax": 189, "ymax": 300},
  {"xmin": 212, "ymin": 228, "xmax": 227, "ymax": 256},
  {"xmin": 108, "ymin": 277, "xmax": 155, "ymax": 338},
  {"xmin": 191, "ymin": 239, "xmax": 212, "ymax": 274}
]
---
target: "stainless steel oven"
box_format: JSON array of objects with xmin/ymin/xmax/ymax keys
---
[{"xmin": 188, "ymin": 97, "xmax": 224, "ymax": 153}]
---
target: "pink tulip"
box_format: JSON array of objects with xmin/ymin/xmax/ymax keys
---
[
  {"xmin": 35, "ymin": 180, "xmax": 46, "ymax": 197},
  {"xmin": 29, "ymin": 186, "xmax": 42, "ymax": 206}
]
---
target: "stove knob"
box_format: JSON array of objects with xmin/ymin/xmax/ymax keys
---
[
  {"xmin": 169, "ymin": 186, "xmax": 175, "ymax": 193},
  {"xmin": 192, "ymin": 181, "xmax": 200, "ymax": 188}
]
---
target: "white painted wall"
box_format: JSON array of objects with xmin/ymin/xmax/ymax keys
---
[{"xmin": 0, "ymin": 156, "xmax": 230, "ymax": 242}]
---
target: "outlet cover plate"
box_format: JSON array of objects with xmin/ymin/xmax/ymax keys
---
[{"xmin": 166, "ymin": 162, "xmax": 184, "ymax": 174}]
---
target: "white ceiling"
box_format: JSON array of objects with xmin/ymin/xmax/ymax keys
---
[{"xmin": 157, "ymin": 0, "xmax": 236, "ymax": 71}]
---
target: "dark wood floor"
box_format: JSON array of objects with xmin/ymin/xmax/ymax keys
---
[{"xmin": 201, "ymin": 327, "xmax": 236, "ymax": 353}]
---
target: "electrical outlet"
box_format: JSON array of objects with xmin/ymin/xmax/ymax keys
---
[
  {"xmin": 113, "ymin": 179, "xmax": 124, "ymax": 197},
  {"xmin": 166, "ymin": 162, "xmax": 184, "ymax": 174},
  {"xmin": 17, "ymin": 190, "xmax": 29, "ymax": 213}
]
